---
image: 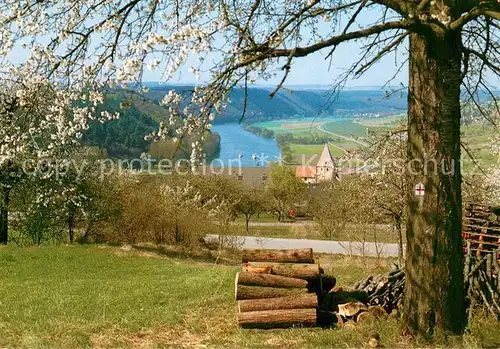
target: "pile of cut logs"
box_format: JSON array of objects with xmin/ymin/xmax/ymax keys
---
[
  {"xmin": 352, "ymin": 264, "xmax": 405, "ymax": 314},
  {"xmin": 464, "ymin": 246, "xmax": 500, "ymax": 319},
  {"xmin": 235, "ymin": 243, "xmax": 500, "ymax": 329},
  {"xmin": 235, "ymin": 248, "xmax": 335, "ymax": 329},
  {"xmin": 463, "ymin": 203, "xmax": 500, "ymax": 257}
]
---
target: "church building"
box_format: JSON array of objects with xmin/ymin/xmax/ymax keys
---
[{"xmin": 295, "ymin": 143, "xmax": 339, "ymax": 184}]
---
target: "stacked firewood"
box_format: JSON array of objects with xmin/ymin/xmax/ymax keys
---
[
  {"xmin": 463, "ymin": 203, "xmax": 500, "ymax": 256},
  {"xmin": 235, "ymin": 248, "xmax": 336, "ymax": 329},
  {"xmin": 352, "ymin": 265, "xmax": 405, "ymax": 314},
  {"xmin": 464, "ymin": 247, "xmax": 500, "ymax": 319},
  {"xmin": 318, "ymin": 287, "xmax": 388, "ymax": 328}
]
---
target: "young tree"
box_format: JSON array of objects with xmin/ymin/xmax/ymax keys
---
[
  {"xmin": 266, "ymin": 165, "xmax": 306, "ymax": 221},
  {"xmin": 1, "ymin": 0, "xmax": 499, "ymax": 336},
  {"xmin": 364, "ymin": 128, "xmax": 408, "ymax": 265},
  {"xmin": 235, "ymin": 186, "xmax": 266, "ymax": 231}
]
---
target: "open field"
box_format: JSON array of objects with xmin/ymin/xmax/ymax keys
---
[
  {"xmin": 289, "ymin": 143, "xmax": 345, "ymax": 158},
  {"xmin": 355, "ymin": 114, "xmax": 405, "ymax": 127},
  {"xmin": 1, "ymin": 245, "xmax": 499, "ymax": 349},
  {"xmin": 462, "ymin": 124, "xmax": 498, "ymax": 169},
  {"xmin": 252, "ymin": 118, "xmax": 340, "ymax": 134},
  {"xmin": 321, "ymin": 120, "xmax": 369, "ymax": 139},
  {"xmin": 281, "ymin": 122, "xmax": 324, "ymax": 130},
  {"xmin": 251, "ymin": 118, "xmax": 376, "ymax": 160}
]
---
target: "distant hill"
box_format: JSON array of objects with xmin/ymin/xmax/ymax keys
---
[{"xmin": 143, "ymin": 85, "xmax": 408, "ymax": 124}]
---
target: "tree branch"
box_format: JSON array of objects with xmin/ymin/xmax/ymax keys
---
[
  {"xmin": 370, "ymin": 0, "xmax": 413, "ymax": 17},
  {"xmin": 461, "ymin": 46, "xmax": 500, "ymax": 76},
  {"xmin": 355, "ymin": 32, "xmax": 408, "ymax": 76},
  {"xmin": 239, "ymin": 20, "xmax": 412, "ymax": 68},
  {"xmin": 450, "ymin": 3, "xmax": 500, "ymax": 30}
]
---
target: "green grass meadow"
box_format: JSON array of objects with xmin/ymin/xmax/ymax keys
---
[{"xmin": 1, "ymin": 245, "xmax": 499, "ymax": 348}]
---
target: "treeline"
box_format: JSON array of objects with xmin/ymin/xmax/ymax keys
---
[
  {"xmin": 276, "ymin": 133, "xmax": 333, "ymax": 146},
  {"xmin": 244, "ymin": 125, "xmax": 275, "ymax": 139},
  {"xmin": 8, "ymin": 164, "xmax": 311, "ymax": 246},
  {"xmin": 83, "ymin": 94, "xmax": 158, "ymax": 158},
  {"xmin": 244, "ymin": 124, "xmax": 334, "ymax": 145}
]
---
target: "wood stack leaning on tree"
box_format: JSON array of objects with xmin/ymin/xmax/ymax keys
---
[{"xmin": 236, "ymin": 248, "xmax": 335, "ymax": 329}]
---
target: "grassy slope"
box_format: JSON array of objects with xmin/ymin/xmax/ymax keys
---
[{"xmin": 1, "ymin": 245, "xmax": 499, "ymax": 349}]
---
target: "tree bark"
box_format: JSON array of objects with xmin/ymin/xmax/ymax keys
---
[
  {"xmin": 238, "ymin": 308, "xmax": 317, "ymax": 329},
  {"xmin": 235, "ymin": 285, "xmax": 309, "ymax": 300},
  {"xmin": 68, "ymin": 204, "xmax": 76, "ymax": 244},
  {"xmin": 245, "ymin": 215, "xmax": 250, "ymax": 232},
  {"xmin": 404, "ymin": 28, "xmax": 466, "ymax": 336},
  {"xmin": 396, "ymin": 217, "xmax": 404, "ymax": 266},
  {"xmin": 0, "ymin": 186, "xmax": 10, "ymax": 245},
  {"xmin": 236, "ymin": 272, "xmax": 308, "ymax": 288},
  {"xmin": 242, "ymin": 262, "xmax": 322, "ymax": 280},
  {"xmin": 242, "ymin": 248, "xmax": 314, "ymax": 263},
  {"xmin": 238, "ymin": 294, "xmax": 318, "ymax": 312}
]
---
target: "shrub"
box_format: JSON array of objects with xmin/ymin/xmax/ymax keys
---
[{"xmin": 104, "ymin": 175, "xmax": 216, "ymax": 248}]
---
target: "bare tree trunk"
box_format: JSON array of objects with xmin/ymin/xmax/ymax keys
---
[
  {"xmin": 396, "ymin": 217, "xmax": 404, "ymax": 266},
  {"xmin": 0, "ymin": 186, "xmax": 10, "ymax": 245},
  {"xmin": 68, "ymin": 205, "xmax": 75, "ymax": 244},
  {"xmin": 404, "ymin": 29, "xmax": 466, "ymax": 336},
  {"xmin": 245, "ymin": 214, "xmax": 250, "ymax": 232}
]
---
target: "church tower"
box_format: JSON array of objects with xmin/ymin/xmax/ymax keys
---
[{"xmin": 316, "ymin": 143, "xmax": 336, "ymax": 182}]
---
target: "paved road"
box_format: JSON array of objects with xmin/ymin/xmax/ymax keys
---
[
  {"xmin": 245, "ymin": 221, "xmax": 314, "ymax": 227},
  {"xmin": 245, "ymin": 221, "xmax": 394, "ymax": 231},
  {"xmin": 205, "ymin": 234, "xmax": 403, "ymax": 258}
]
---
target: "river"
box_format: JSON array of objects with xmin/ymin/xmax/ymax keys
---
[{"xmin": 211, "ymin": 123, "xmax": 281, "ymax": 167}]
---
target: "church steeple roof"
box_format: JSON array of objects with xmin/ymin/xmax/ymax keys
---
[{"xmin": 317, "ymin": 143, "xmax": 335, "ymax": 167}]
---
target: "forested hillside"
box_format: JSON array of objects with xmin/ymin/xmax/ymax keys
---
[
  {"xmin": 83, "ymin": 91, "xmax": 221, "ymax": 159},
  {"xmin": 83, "ymin": 92, "xmax": 158, "ymax": 158}
]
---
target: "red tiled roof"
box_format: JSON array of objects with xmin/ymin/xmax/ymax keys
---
[{"xmin": 295, "ymin": 166, "xmax": 316, "ymax": 178}]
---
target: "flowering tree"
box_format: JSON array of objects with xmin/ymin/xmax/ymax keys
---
[
  {"xmin": 0, "ymin": 71, "xmax": 112, "ymax": 244},
  {"xmin": 484, "ymin": 118, "xmax": 500, "ymax": 204},
  {"xmin": 1, "ymin": 0, "xmax": 499, "ymax": 336},
  {"xmin": 364, "ymin": 128, "xmax": 408, "ymax": 265}
]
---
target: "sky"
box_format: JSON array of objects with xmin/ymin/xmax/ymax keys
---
[
  {"xmin": 142, "ymin": 7, "xmax": 411, "ymax": 88},
  {"xmin": 142, "ymin": 38, "xmax": 410, "ymax": 88},
  {"xmin": 6, "ymin": 5, "xmax": 496, "ymax": 89}
]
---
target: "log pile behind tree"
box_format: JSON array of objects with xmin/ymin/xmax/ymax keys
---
[
  {"xmin": 352, "ymin": 265, "xmax": 405, "ymax": 314},
  {"xmin": 236, "ymin": 248, "xmax": 335, "ymax": 329},
  {"xmin": 348, "ymin": 246, "xmax": 500, "ymax": 320},
  {"xmin": 463, "ymin": 203, "xmax": 500, "ymax": 257},
  {"xmin": 464, "ymin": 246, "xmax": 500, "ymax": 320}
]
